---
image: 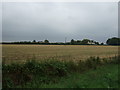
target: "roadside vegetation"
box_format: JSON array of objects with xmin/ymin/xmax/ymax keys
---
[{"xmin": 2, "ymin": 55, "xmax": 119, "ymax": 88}]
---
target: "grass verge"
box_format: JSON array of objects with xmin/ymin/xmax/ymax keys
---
[
  {"xmin": 41, "ymin": 64, "xmax": 118, "ymax": 88},
  {"xmin": 2, "ymin": 55, "xmax": 119, "ymax": 88}
]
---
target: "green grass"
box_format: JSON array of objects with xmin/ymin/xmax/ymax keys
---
[
  {"xmin": 2, "ymin": 56, "xmax": 119, "ymax": 88},
  {"xmin": 40, "ymin": 64, "xmax": 118, "ymax": 88}
]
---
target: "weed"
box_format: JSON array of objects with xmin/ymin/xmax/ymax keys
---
[{"xmin": 2, "ymin": 56, "xmax": 119, "ymax": 88}]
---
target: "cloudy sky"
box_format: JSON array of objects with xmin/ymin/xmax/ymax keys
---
[{"xmin": 2, "ymin": 2, "xmax": 118, "ymax": 43}]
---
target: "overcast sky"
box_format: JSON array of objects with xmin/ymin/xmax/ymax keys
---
[{"xmin": 2, "ymin": 2, "xmax": 118, "ymax": 43}]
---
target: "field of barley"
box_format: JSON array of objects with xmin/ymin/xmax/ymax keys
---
[{"xmin": 2, "ymin": 44, "xmax": 119, "ymax": 64}]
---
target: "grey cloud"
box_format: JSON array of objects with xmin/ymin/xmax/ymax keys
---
[
  {"xmin": 0, "ymin": 2, "xmax": 1, "ymax": 22},
  {"xmin": 2, "ymin": 2, "xmax": 118, "ymax": 43}
]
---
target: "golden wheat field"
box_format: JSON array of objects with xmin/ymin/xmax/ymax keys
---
[{"xmin": 2, "ymin": 44, "xmax": 119, "ymax": 64}]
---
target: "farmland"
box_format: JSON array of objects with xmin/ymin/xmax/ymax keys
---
[
  {"xmin": 2, "ymin": 44, "xmax": 118, "ymax": 64},
  {"xmin": 2, "ymin": 44, "xmax": 119, "ymax": 88}
]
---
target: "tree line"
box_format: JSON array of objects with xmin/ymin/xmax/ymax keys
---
[{"xmin": 2, "ymin": 37, "xmax": 120, "ymax": 45}]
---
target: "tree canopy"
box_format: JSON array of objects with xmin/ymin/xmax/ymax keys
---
[
  {"xmin": 2, "ymin": 37, "xmax": 119, "ymax": 46},
  {"xmin": 106, "ymin": 37, "xmax": 120, "ymax": 45},
  {"xmin": 44, "ymin": 39, "xmax": 49, "ymax": 44}
]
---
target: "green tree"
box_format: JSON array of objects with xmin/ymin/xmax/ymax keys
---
[
  {"xmin": 76, "ymin": 40, "xmax": 81, "ymax": 45},
  {"xmin": 81, "ymin": 39, "xmax": 90, "ymax": 45},
  {"xmin": 44, "ymin": 39, "xmax": 49, "ymax": 44},
  {"xmin": 32, "ymin": 40, "xmax": 36, "ymax": 43},
  {"xmin": 106, "ymin": 37, "xmax": 120, "ymax": 45},
  {"xmin": 100, "ymin": 42, "xmax": 104, "ymax": 45},
  {"xmin": 71, "ymin": 39, "xmax": 75, "ymax": 45},
  {"xmin": 95, "ymin": 42, "xmax": 99, "ymax": 45}
]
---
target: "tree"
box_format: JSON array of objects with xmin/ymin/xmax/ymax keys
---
[
  {"xmin": 33, "ymin": 40, "xmax": 36, "ymax": 43},
  {"xmin": 81, "ymin": 39, "xmax": 90, "ymax": 45},
  {"xmin": 71, "ymin": 39, "xmax": 75, "ymax": 45},
  {"xmin": 106, "ymin": 37, "xmax": 120, "ymax": 45},
  {"xmin": 44, "ymin": 39, "xmax": 49, "ymax": 44},
  {"xmin": 76, "ymin": 40, "xmax": 81, "ymax": 45},
  {"xmin": 100, "ymin": 42, "xmax": 104, "ymax": 45},
  {"xmin": 95, "ymin": 42, "xmax": 99, "ymax": 45}
]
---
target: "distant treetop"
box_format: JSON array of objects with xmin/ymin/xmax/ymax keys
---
[{"xmin": 106, "ymin": 37, "xmax": 120, "ymax": 45}]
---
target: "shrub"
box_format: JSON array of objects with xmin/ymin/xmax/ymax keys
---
[{"xmin": 2, "ymin": 55, "xmax": 118, "ymax": 88}]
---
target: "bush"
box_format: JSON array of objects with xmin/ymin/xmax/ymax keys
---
[
  {"xmin": 85, "ymin": 56, "xmax": 101, "ymax": 69},
  {"xmin": 2, "ymin": 56, "xmax": 119, "ymax": 88}
]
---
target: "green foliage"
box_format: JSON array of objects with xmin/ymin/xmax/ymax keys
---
[
  {"xmin": 41, "ymin": 60, "xmax": 68, "ymax": 77},
  {"xmin": 85, "ymin": 56, "xmax": 101, "ymax": 69},
  {"xmin": 3, "ymin": 77, "xmax": 14, "ymax": 88},
  {"xmin": 3, "ymin": 37, "xmax": 120, "ymax": 45},
  {"xmin": 32, "ymin": 40, "xmax": 36, "ymax": 44},
  {"xmin": 70, "ymin": 39, "xmax": 100, "ymax": 45},
  {"xmin": 44, "ymin": 64, "xmax": 118, "ymax": 88},
  {"xmin": 71, "ymin": 39, "xmax": 75, "ymax": 45},
  {"xmin": 44, "ymin": 39, "xmax": 49, "ymax": 44},
  {"xmin": 100, "ymin": 42, "xmax": 104, "ymax": 45},
  {"xmin": 106, "ymin": 37, "xmax": 120, "ymax": 45},
  {"xmin": 64, "ymin": 60, "xmax": 78, "ymax": 72},
  {"xmin": 2, "ymin": 56, "xmax": 119, "ymax": 88},
  {"xmin": 22, "ymin": 64, "xmax": 118, "ymax": 88},
  {"xmin": 81, "ymin": 39, "xmax": 90, "ymax": 45}
]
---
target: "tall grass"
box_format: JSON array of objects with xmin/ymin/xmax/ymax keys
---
[{"xmin": 2, "ymin": 55, "xmax": 119, "ymax": 88}]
